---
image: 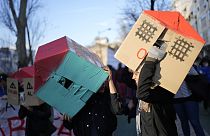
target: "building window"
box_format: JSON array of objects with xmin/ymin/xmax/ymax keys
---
[
  {"xmin": 207, "ymin": 29, "xmax": 210, "ymax": 43},
  {"xmin": 199, "ymin": 0, "xmax": 203, "ymax": 7},
  {"xmin": 202, "ymin": 31, "xmax": 208, "ymax": 41},
  {"xmin": 201, "ymin": 15, "xmax": 207, "ymax": 28},
  {"xmin": 204, "ymin": 4, "xmax": 207, "ymax": 9},
  {"xmin": 208, "ymin": 10, "xmax": 210, "ymax": 21},
  {"xmin": 191, "ymin": 12, "xmax": 193, "ymax": 16}
]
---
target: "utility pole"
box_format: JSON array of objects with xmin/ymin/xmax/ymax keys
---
[{"xmin": 98, "ymin": 28, "xmax": 111, "ymax": 37}]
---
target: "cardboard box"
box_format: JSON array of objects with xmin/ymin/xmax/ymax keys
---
[
  {"xmin": 7, "ymin": 78, "xmax": 19, "ymax": 105},
  {"xmin": 35, "ymin": 36, "xmax": 108, "ymax": 117},
  {"xmin": 7, "ymin": 77, "xmax": 42, "ymax": 106},
  {"xmin": 23, "ymin": 78, "xmax": 42, "ymax": 106},
  {"xmin": 115, "ymin": 10, "xmax": 205, "ymax": 94}
]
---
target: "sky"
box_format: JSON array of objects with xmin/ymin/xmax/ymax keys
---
[
  {"xmin": 0, "ymin": 0, "xmax": 127, "ymax": 49},
  {"xmin": 35, "ymin": 0, "xmax": 126, "ymax": 47}
]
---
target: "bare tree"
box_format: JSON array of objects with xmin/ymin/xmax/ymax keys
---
[
  {"xmin": 119, "ymin": 0, "xmax": 172, "ymax": 39},
  {"xmin": 0, "ymin": 0, "xmax": 44, "ymax": 68}
]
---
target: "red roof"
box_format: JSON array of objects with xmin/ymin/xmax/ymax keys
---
[
  {"xmin": 11, "ymin": 66, "xmax": 34, "ymax": 80},
  {"xmin": 144, "ymin": 10, "xmax": 205, "ymax": 44},
  {"xmin": 34, "ymin": 36, "xmax": 69, "ymax": 91}
]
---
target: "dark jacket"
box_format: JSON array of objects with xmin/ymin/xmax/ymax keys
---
[
  {"xmin": 18, "ymin": 103, "xmax": 56, "ymax": 136},
  {"xmin": 63, "ymin": 91, "xmax": 123, "ymax": 136},
  {"xmin": 137, "ymin": 61, "xmax": 178, "ymax": 136}
]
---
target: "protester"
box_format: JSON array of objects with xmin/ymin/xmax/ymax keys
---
[
  {"xmin": 197, "ymin": 57, "xmax": 210, "ymax": 110},
  {"xmin": 174, "ymin": 66, "xmax": 206, "ymax": 136},
  {"xmin": 63, "ymin": 66, "xmax": 123, "ymax": 136},
  {"xmin": 133, "ymin": 40, "xmax": 178, "ymax": 136},
  {"xmin": 132, "ymin": 70, "xmax": 142, "ymax": 136},
  {"xmin": 198, "ymin": 57, "xmax": 210, "ymax": 82},
  {"xmin": 18, "ymin": 100, "xmax": 56, "ymax": 136},
  {"xmin": 0, "ymin": 73, "xmax": 8, "ymax": 133},
  {"xmin": 0, "ymin": 73, "xmax": 8, "ymax": 96}
]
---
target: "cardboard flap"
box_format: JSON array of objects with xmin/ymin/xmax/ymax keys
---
[
  {"xmin": 36, "ymin": 77, "xmax": 88, "ymax": 117},
  {"xmin": 56, "ymin": 52, "xmax": 108, "ymax": 92}
]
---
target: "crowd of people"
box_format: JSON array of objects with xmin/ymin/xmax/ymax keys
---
[{"xmin": 0, "ymin": 41, "xmax": 210, "ymax": 136}]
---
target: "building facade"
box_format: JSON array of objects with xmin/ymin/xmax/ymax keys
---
[
  {"xmin": 88, "ymin": 37, "xmax": 121, "ymax": 70},
  {"xmin": 172, "ymin": 0, "xmax": 210, "ymax": 58},
  {"xmin": 0, "ymin": 47, "xmax": 18, "ymax": 73}
]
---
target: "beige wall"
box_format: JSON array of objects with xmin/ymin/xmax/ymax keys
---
[
  {"xmin": 88, "ymin": 45, "xmax": 108, "ymax": 65},
  {"xmin": 88, "ymin": 37, "xmax": 120, "ymax": 66}
]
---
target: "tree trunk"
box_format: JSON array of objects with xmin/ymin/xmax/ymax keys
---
[
  {"xmin": 16, "ymin": 0, "xmax": 28, "ymax": 68},
  {"xmin": 26, "ymin": 22, "xmax": 33, "ymax": 65},
  {"xmin": 16, "ymin": 26, "xmax": 27, "ymax": 68},
  {"xmin": 151, "ymin": 0, "xmax": 155, "ymax": 10}
]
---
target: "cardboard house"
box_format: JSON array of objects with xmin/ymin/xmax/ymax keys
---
[
  {"xmin": 23, "ymin": 78, "xmax": 43, "ymax": 106},
  {"xmin": 7, "ymin": 66, "xmax": 42, "ymax": 106},
  {"xmin": 7, "ymin": 78, "xmax": 42, "ymax": 106},
  {"xmin": 35, "ymin": 36, "xmax": 108, "ymax": 117},
  {"xmin": 115, "ymin": 10, "xmax": 205, "ymax": 94},
  {"xmin": 7, "ymin": 78, "xmax": 19, "ymax": 105}
]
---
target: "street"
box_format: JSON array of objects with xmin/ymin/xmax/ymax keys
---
[{"xmin": 113, "ymin": 103, "xmax": 210, "ymax": 136}]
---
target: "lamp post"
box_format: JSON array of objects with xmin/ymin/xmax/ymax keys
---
[
  {"xmin": 98, "ymin": 28, "xmax": 111, "ymax": 37},
  {"xmin": 95, "ymin": 28, "xmax": 111, "ymax": 65}
]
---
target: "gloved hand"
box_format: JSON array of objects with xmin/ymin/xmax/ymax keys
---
[{"xmin": 147, "ymin": 42, "xmax": 167, "ymax": 62}]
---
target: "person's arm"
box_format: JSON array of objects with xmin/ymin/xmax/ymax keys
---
[
  {"xmin": 136, "ymin": 46, "xmax": 174, "ymax": 103},
  {"xmin": 136, "ymin": 60, "xmax": 173, "ymax": 103},
  {"xmin": 27, "ymin": 103, "xmax": 51, "ymax": 119},
  {"xmin": 104, "ymin": 66, "xmax": 123, "ymax": 114},
  {"xmin": 18, "ymin": 105, "xmax": 28, "ymax": 119},
  {"xmin": 108, "ymin": 78, "xmax": 117, "ymax": 94}
]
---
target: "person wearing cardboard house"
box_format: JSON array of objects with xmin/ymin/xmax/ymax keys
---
[
  {"xmin": 198, "ymin": 57, "xmax": 210, "ymax": 110},
  {"xmin": 18, "ymin": 97, "xmax": 56, "ymax": 136},
  {"xmin": 0, "ymin": 73, "xmax": 8, "ymax": 96},
  {"xmin": 62, "ymin": 66, "xmax": 123, "ymax": 136},
  {"xmin": 133, "ymin": 40, "xmax": 178, "ymax": 136}
]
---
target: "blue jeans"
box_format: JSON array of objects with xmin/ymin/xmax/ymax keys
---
[{"xmin": 174, "ymin": 101, "xmax": 205, "ymax": 136}]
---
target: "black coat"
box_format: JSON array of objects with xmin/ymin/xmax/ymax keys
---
[
  {"xmin": 137, "ymin": 61, "xmax": 178, "ymax": 136},
  {"xmin": 18, "ymin": 103, "xmax": 56, "ymax": 136},
  {"xmin": 63, "ymin": 92, "xmax": 123, "ymax": 136}
]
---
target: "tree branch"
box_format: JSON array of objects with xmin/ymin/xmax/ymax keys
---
[
  {"xmin": 27, "ymin": 0, "xmax": 41, "ymax": 19},
  {"xmin": 8, "ymin": 0, "xmax": 18, "ymax": 27},
  {"xmin": 19, "ymin": 0, "xmax": 27, "ymax": 27}
]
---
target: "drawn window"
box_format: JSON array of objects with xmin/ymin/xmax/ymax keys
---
[
  {"xmin": 168, "ymin": 37, "xmax": 194, "ymax": 62},
  {"xmin": 135, "ymin": 20, "xmax": 158, "ymax": 43}
]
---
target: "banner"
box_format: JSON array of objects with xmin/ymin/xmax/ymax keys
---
[{"xmin": 0, "ymin": 96, "xmax": 74, "ymax": 136}]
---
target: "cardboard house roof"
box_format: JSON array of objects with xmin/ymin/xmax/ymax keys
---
[
  {"xmin": 34, "ymin": 37, "xmax": 69, "ymax": 91},
  {"xmin": 144, "ymin": 10, "xmax": 205, "ymax": 44},
  {"xmin": 11, "ymin": 66, "xmax": 34, "ymax": 80}
]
